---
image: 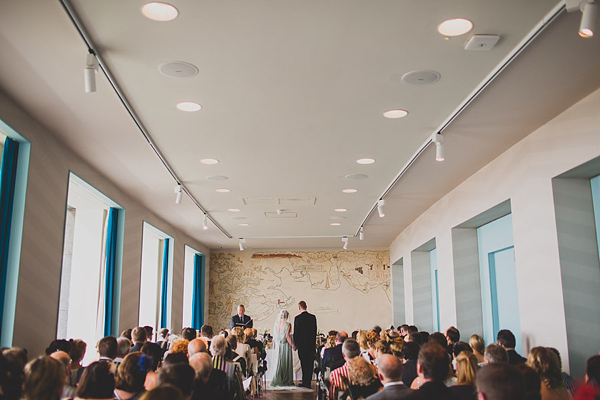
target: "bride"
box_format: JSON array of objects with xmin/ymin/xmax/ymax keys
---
[{"xmin": 270, "ymin": 309, "xmax": 295, "ymax": 387}]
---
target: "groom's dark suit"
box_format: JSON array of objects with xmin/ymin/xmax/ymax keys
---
[{"xmin": 293, "ymin": 310, "xmax": 317, "ymax": 388}]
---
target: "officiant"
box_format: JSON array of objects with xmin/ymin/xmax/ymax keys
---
[{"xmin": 230, "ymin": 304, "xmax": 253, "ymax": 329}]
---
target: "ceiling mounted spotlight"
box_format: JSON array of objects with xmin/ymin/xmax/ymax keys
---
[
  {"xmin": 580, "ymin": 1, "xmax": 597, "ymax": 37},
  {"xmin": 359, "ymin": 227, "xmax": 364, "ymax": 241},
  {"xmin": 203, "ymin": 214, "xmax": 208, "ymax": 230},
  {"xmin": 434, "ymin": 133, "xmax": 445, "ymax": 162},
  {"xmin": 342, "ymin": 236, "xmax": 349, "ymax": 250},
  {"xmin": 174, "ymin": 184, "xmax": 182, "ymax": 204},
  {"xmin": 239, "ymin": 238, "xmax": 245, "ymax": 251},
  {"xmin": 377, "ymin": 199, "xmax": 386, "ymax": 218},
  {"xmin": 84, "ymin": 53, "xmax": 98, "ymax": 93}
]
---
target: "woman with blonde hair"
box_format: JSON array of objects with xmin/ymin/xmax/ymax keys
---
[
  {"xmin": 469, "ymin": 334, "xmax": 485, "ymax": 366},
  {"xmin": 362, "ymin": 330, "xmax": 378, "ymax": 364},
  {"xmin": 114, "ymin": 352, "xmax": 149, "ymax": 400},
  {"xmin": 357, "ymin": 331, "xmax": 368, "ymax": 352},
  {"xmin": 450, "ymin": 351, "xmax": 478, "ymax": 400},
  {"xmin": 527, "ymin": 346, "xmax": 572, "ymax": 400},
  {"xmin": 22, "ymin": 356, "xmax": 65, "ymax": 400},
  {"xmin": 347, "ymin": 356, "xmax": 382, "ymax": 398},
  {"xmin": 233, "ymin": 326, "xmax": 251, "ymax": 370}
]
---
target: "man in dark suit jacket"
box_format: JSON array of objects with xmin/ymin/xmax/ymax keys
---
[
  {"xmin": 497, "ymin": 329, "xmax": 526, "ymax": 365},
  {"xmin": 322, "ymin": 331, "xmax": 347, "ymax": 371},
  {"xmin": 366, "ymin": 354, "xmax": 411, "ymax": 399},
  {"xmin": 293, "ymin": 300, "xmax": 317, "ymax": 388},
  {"xmin": 230, "ymin": 304, "xmax": 253, "ymax": 329},
  {"xmin": 406, "ymin": 342, "xmax": 458, "ymax": 400}
]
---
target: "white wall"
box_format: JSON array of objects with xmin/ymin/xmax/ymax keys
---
[
  {"xmin": 0, "ymin": 89, "xmax": 210, "ymax": 358},
  {"xmin": 390, "ymin": 87, "xmax": 600, "ymax": 374}
]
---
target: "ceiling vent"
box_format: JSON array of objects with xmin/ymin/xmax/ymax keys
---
[{"xmin": 464, "ymin": 35, "xmax": 500, "ymax": 51}]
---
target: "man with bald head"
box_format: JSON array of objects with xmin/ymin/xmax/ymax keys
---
[
  {"xmin": 50, "ymin": 351, "xmax": 76, "ymax": 399},
  {"xmin": 366, "ymin": 354, "xmax": 410, "ymax": 399},
  {"xmin": 188, "ymin": 338, "xmax": 207, "ymax": 357},
  {"xmin": 190, "ymin": 352, "xmax": 231, "ymax": 400}
]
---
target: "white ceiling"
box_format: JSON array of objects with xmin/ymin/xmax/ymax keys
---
[{"xmin": 0, "ymin": 0, "xmax": 599, "ymax": 251}]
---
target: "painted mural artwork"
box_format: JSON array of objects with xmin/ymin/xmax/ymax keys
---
[{"xmin": 209, "ymin": 251, "xmax": 391, "ymax": 333}]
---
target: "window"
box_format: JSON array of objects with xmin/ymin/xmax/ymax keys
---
[
  {"xmin": 57, "ymin": 174, "xmax": 124, "ymax": 364},
  {"xmin": 182, "ymin": 246, "xmax": 206, "ymax": 329},
  {"xmin": 430, "ymin": 248, "xmax": 440, "ymax": 332},
  {"xmin": 139, "ymin": 223, "xmax": 173, "ymax": 335},
  {"xmin": 0, "ymin": 122, "xmax": 30, "ymax": 347}
]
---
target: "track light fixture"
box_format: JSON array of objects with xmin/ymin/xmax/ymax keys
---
[
  {"xmin": 580, "ymin": 0, "xmax": 597, "ymax": 37},
  {"xmin": 434, "ymin": 133, "xmax": 444, "ymax": 162},
  {"xmin": 342, "ymin": 236, "xmax": 348, "ymax": 250},
  {"xmin": 359, "ymin": 227, "xmax": 364, "ymax": 241},
  {"xmin": 203, "ymin": 214, "xmax": 208, "ymax": 230},
  {"xmin": 239, "ymin": 238, "xmax": 245, "ymax": 251},
  {"xmin": 174, "ymin": 184, "xmax": 182, "ymax": 204},
  {"xmin": 84, "ymin": 52, "xmax": 98, "ymax": 93},
  {"xmin": 377, "ymin": 199, "xmax": 386, "ymax": 218}
]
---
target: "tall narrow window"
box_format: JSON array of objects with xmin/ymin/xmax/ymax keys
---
[
  {"xmin": 430, "ymin": 248, "xmax": 440, "ymax": 332},
  {"xmin": 183, "ymin": 246, "xmax": 205, "ymax": 329},
  {"xmin": 139, "ymin": 223, "xmax": 173, "ymax": 335},
  {"xmin": 0, "ymin": 122, "xmax": 30, "ymax": 348},
  {"xmin": 57, "ymin": 174, "xmax": 124, "ymax": 364}
]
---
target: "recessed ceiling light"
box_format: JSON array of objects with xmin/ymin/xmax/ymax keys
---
[
  {"xmin": 216, "ymin": 188, "xmax": 230, "ymax": 193},
  {"xmin": 330, "ymin": 223, "xmax": 341, "ymax": 226},
  {"xmin": 357, "ymin": 158, "xmax": 375, "ymax": 165},
  {"xmin": 343, "ymin": 189, "xmax": 358, "ymax": 194},
  {"xmin": 176, "ymin": 102, "xmax": 202, "ymax": 112},
  {"xmin": 228, "ymin": 208, "xmax": 241, "ymax": 212},
  {"xmin": 206, "ymin": 175, "xmax": 228, "ymax": 181},
  {"xmin": 141, "ymin": 2, "xmax": 179, "ymax": 21},
  {"xmin": 239, "ymin": 223, "xmax": 250, "ymax": 226},
  {"xmin": 383, "ymin": 109, "xmax": 408, "ymax": 119},
  {"xmin": 200, "ymin": 158, "xmax": 219, "ymax": 165},
  {"xmin": 335, "ymin": 208, "xmax": 348, "ymax": 212},
  {"xmin": 438, "ymin": 18, "xmax": 473, "ymax": 37}
]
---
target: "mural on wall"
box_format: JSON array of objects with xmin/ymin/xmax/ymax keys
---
[{"xmin": 209, "ymin": 250, "xmax": 391, "ymax": 333}]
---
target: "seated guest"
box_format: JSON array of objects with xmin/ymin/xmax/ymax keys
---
[
  {"xmin": 46, "ymin": 339, "xmax": 73, "ymax": 355},
  {"xmin": 476, "ymin": 363, "xmax": 526, "ymax": 400},
  {"xmin": 548, "ymin": 347, "xmax": 576, "ymax": 397},
  {"xmin": 401, "ymin": 341, "xmax": 420, "ymax": 388},
  {"xmin": 366, "ymin": 354, "xmax": 409, "ymax": 400},
  {"xmin": 428, "ymin": 333, "xmax": 448, "ymax": 352},
  {"xmin": 220, "ymin": 330, "xmax": 229, "ymax": 338},
  {"xmin": 115, "ymin": 337, "xmax": 131, "ymax": 365},
  {"xmin": 171, "ymin": 339, "xmax": 190, "ymax": 355},
  {"xmin": 497, "ymin": 330, "xmax": 526, "ymax": 365},
  {"xmin": 363, "ymin": 330, "xmax": 379, "ymax": 364},
  {"xmin": 114, "ymin": 352, "xmax": 148, "ymax": 400},
  {"xmin": 321, "ymin": 331, "xmax": 337, "ymax": 359},
  {"xmin": 182, "ymin": 327, "xmax": 197, "ymax": 342},
  {"xmin": 445, "ymin": 327, "xmax": 460, "ymax": 351},
  {"xmin": 163, "ymin": 352, "xmax": 189, "ymax": 367},
  {"xmin": 22, "ymin": 356, "xmax": 65, "ymax": 400},
  {"xmin": 226, "ymin": 335, "xmax": 247, "ymax": 377},
  {"xmin": 450, "ymin": 351, "xmax": 478, "ymax": 400},
  {"xmin": 347, "ymin": 355, "xmax": 382, "ymax": 398},
  {"xmin": 74, "ymin": 361, "xmax": 115, "ymax": 400},
  {"xmin": 485, "ymin": 344, "xmax": 509, "ymax": 365},
  {"xmin": 188, "ymin": 338, "xmax": 208, "ymax": 357},
  {"xmin": 515, "ymin": 364, "xmax": 542, "ymax": 400},
  {"xmin": 575, "ymin": 355, "xmax": 600, "ymax": 400},
  {"xmin": 143, "ymin": 326, "xmax": 154, "ymax": 343},
  {"xmin": 157, "ymin": 328, "xmax": 169, "ymax": 351},
  {"xmin": 97, "ymin": 336, "xmax": 117, "ymax": 362},
  {"xmin": 131, "ymin": 327, "xmax": 147, "ymax": 353},
  {"xmin": 140, "ymin": 384, "xmax": 184, "ymax": 400},
  {"xmin": 156, "ymin": 363, "xmax": 195, "ymax": 400},
  {"xmin": 358, "ymin": 331, "xmax": 369, "ymax": 353},
  {"xmin": 389, "ymin": 338, "xmax": 404, "ymax": 358},
  {"xmin": 232, "ymin": 327, "xmax": 250, "ymax": 367},
  {"xmin": 141, "ymin": 342, "xmax": 163, "ymax": 391},
  {"xmin": 244, "ymin": 328, "xmax": 263, "ymax": 357},
  {"xmin": 211, "ymin": 336, "xmax": 244, "ymax": 400},
  {"xmin": 189, "ymin": 353, "xmax": 231, "ymax": 400},
  {"xmin": 526, "ymin": 347, "xmax": 571, "ymax": 400},
  {"xmin": 201, "ymin": 325, "xmax": 214, "ymax": 349},
  {"xmin": 407, "ymin": 332, "xmax": 424, "ymax": 346},
  {"xmin": 50, "ymin": 350, "xmax": 76, "ymax": 399},
  {"xmin": 69, "ymin": 339, "xmax": 87, "ymax": 386},
  {"xmin": 469, "ymin": 335, "xmax": 485, "ymax": 367},
  {"xmin": 373, "ymin": 340, "xmax": 390, "ymax": 366},
  {"xmin": 121, "ymin": 329, "xmax": 133, "ymax": 341},
  {"xmin": 330, "ymin": 339, "xmax": 361, "ymax": 399},
  {"xmin": 405, "ymin": 342, "xmax": 455, "ymax": 399},
  {"xmin": 322, "ymin": 331, "xmax": 347, "ymax": 371},
  {"xmin": 0, "ymin": 350, "xmax": 25, "ymax": 400}
]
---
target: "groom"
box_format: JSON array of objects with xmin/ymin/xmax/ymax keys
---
[{"xmin": 293, "ymin": 300, "xmax": 317, "ymax": 389}]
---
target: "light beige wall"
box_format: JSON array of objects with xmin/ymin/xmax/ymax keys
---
[
  {"xmin": 390, "ymin": 87, "xmax": 600, "ymax": 373},
  {"xmin": 209, "ymin": 250, "xmax": 391, "ymax": 334},
  {"xmin": 0, "ymin": 89, "xmax": 210, "ymax": 357}
]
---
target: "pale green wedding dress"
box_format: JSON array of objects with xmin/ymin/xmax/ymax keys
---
[{"xmin": 270, "ymin": 321, "xmax": 294, "ymax": 387}]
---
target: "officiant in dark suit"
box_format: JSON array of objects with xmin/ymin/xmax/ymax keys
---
[
  {"xmin": 293, "ymin": 300, "xmax": 317, "ymax": 389},
  {"xmin": 230, "ymin": 304, "xmax": 253, "ymax": 329}
]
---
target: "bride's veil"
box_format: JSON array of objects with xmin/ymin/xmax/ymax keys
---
[{"xmin": 272, "ymin": 309, "xmax": 289, "ymax": 351}]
